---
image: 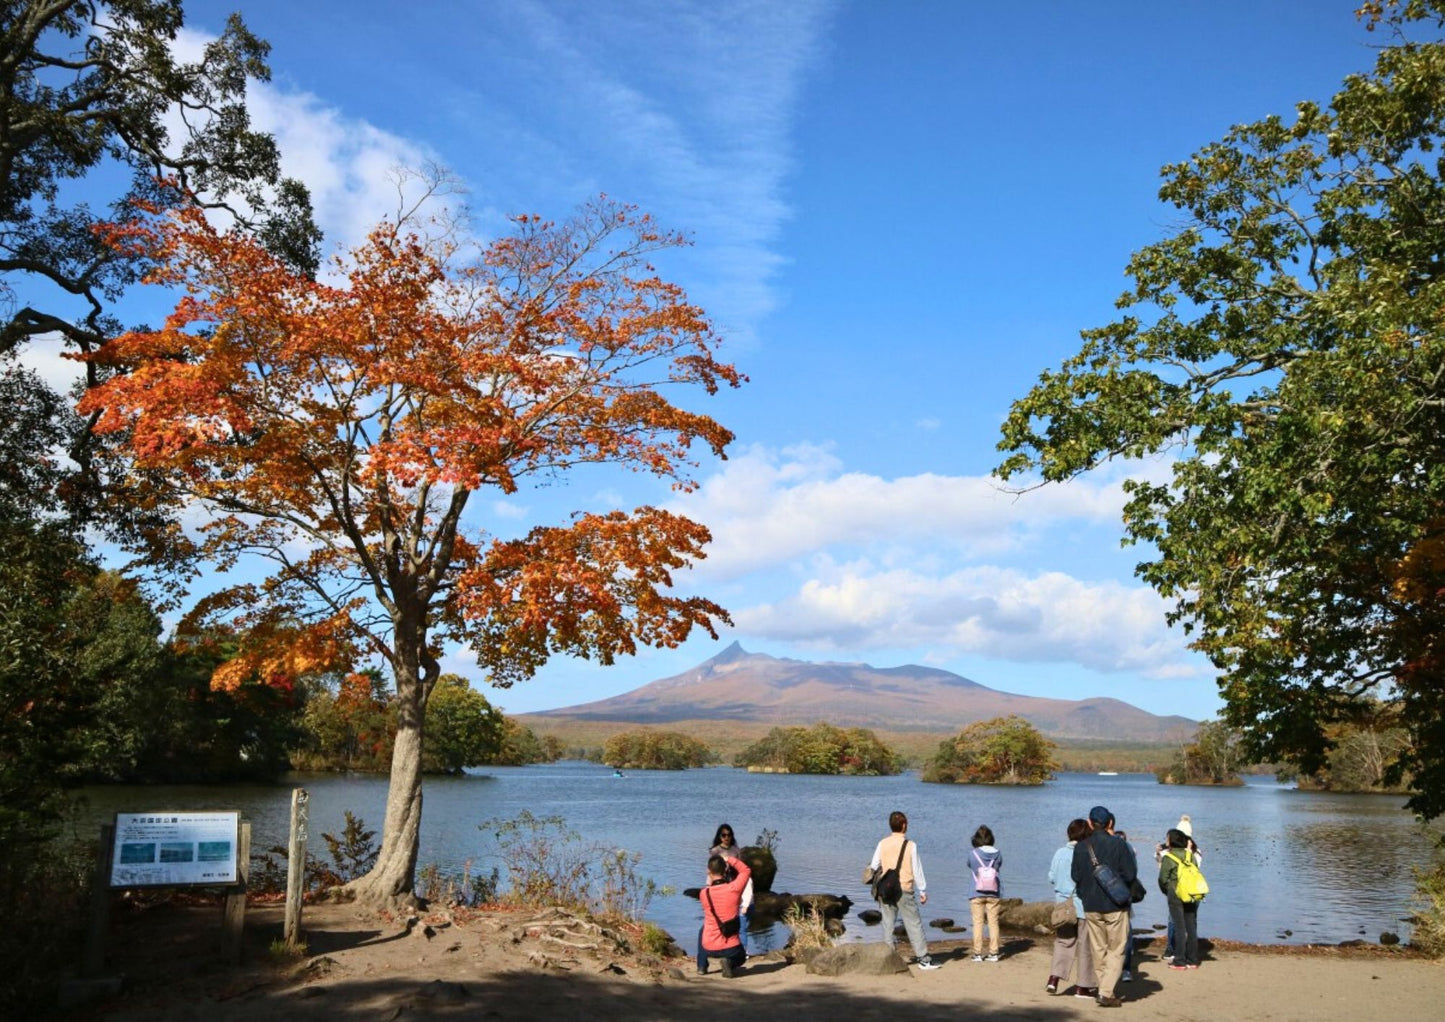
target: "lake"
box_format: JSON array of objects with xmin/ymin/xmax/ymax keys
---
[{"xmin": 71, "ymin": 765, "xmax": 1438, "ymax": 952}]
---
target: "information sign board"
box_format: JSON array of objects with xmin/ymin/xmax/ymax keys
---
[{"xmin": 109, "ymin": 811, "xmax": 240, "ymax": 888}]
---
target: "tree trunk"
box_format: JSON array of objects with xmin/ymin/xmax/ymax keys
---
[{"xmin": 347, "ymin": 671, "xmax": 426, "ymax": 910}]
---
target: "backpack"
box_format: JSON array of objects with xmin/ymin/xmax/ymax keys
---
[
  {"xmin": 972, "ymin": 849, "xmax": 1000, "ymax": 894},
  {"xmin": 1167, "ymin": 851, "xmax": 1209, "ymax": 903},
  {"xmin": 871, "ymin": 838, "xmax": 908, "ymax": 906}
]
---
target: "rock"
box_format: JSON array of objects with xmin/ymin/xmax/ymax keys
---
[
  {"xmin": 858, "ymin": 909, "xmax": 882, "ymax": 925},
  {"xmin": 807, "ymin": 943, "xmax": 910, "ymax": 977},
  {"xmin": 1338, "ymin": 939, "xmax": 1366, "ymax": 948},
  {"xmin": 740, "ymin": 845, "xmax": 778, "ymax": 893},
  {"xmin": 824, "ymin": 918, "xmax": 846, "ymax": 937},
  {"xmin": 929, "ymin": 917, "xmax": 955, "ymax": 929},
  {"xmin": 1380, "ymin": 931, "xmax": 1401, "ymax": 946},
  {"xmin": 753, "ymin": 891, "xmax": 852, "ymax": 921},
  {"xmin": 414, "ymin": 980, "xmax": 469, "ymax": 1003},
  {"xmin": 941, "ymin": 925, "xmax": 967, "ymax": 934}
]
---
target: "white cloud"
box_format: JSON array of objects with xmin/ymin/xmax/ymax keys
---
[
  {"xmin": 672, "ymin": 443, "xmax": 1149, "ymax": 579},
  {"xmin": 733, "ymin": 563, "xmax": 1198, "ymax": 676}
]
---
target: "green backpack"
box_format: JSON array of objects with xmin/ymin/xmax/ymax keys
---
[{"xmin": 1167, "ymin": 850, "xmax": 1209, "ymax": 903}]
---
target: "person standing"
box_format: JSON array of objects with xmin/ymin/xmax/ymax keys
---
[
  {"xmin": 968, "ymin": 824, "xmax": 1004, "ymax": 962},
  {"xmin": 1158, "ymin": 827, "xmax": 1202, "ymax": 969},
  {"xmin": 1154, "ymin": 815, "xmax": 1201, "ymax": 962},
  {"xmin": 697, "ymin": 848, "xmax": 751, "ymax": 977},
  {"xmin": 1046, "ymin": 818, "xmax": 1098, "ymax": 998},
  {"xmin": 1071, "ymin": 805, "xmax": 1137, "ymax": 1007},
  {"xmin": 867, "ymin": 810, "xmax": 941, "ymax": 970},
  {"xmin": 709, "ymin": 824, "xmax": 754, "ymax": 954}
]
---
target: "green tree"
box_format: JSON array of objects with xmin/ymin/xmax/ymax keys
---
[
  {"xmin": 490, "ymin": 716, "xmax": 560, "ymax": 765},
  {"xmin": 996, "ymin": 1, "xmax": 1445, "ymax": 818},
  {"xmin": 602, "ymin": 729, "xmax": 712, "ymax": 770},
  {"xmin": 0, "ymin": 0, "xmax": 319, "ymax": 533},
  {"xmin": 422, "ymin": 674, "xmax": 505, "ymax": 774},
  {"xmin": 1156, "ymin": 719, "xmax": 1246, "ymax": 786},
  {"xmin": 922, "ymin": 715, "xmax": 1056, "ymax": 785},
  {"xmin": 734, "ymin": 722, "xmax": 903, "ymax": 776}
]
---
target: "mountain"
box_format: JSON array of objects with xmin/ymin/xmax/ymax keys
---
[{"xmin": 531, "ymin": 642, "xmax": 1196, "ymax": 742}]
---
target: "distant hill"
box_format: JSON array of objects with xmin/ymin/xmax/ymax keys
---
[{"xmin": 529, "ymin": 642, "xmax": 1196, "ymax": 743}]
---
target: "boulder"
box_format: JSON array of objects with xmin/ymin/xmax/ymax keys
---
[
  {"xmin": 740, "ymin": 846, "xmax": 778, "ymax": 893},
  {"xmin": 928, "ymin": 917, "xmax": 955, "ymax": 929},
  {"xmin": 1380, "ymin": 931, "xmax": 1401, "ymax": 946},
  {"xmin": 752, "ymin": 891, "xmax": 852, "ymax": 921},
  {"xmin": 858, "ymin": 909, "xmax": 882, "ymax": 925},
  {"xmin": 806, "ymin": 943, "xmax": 909, "ymax": 977}
]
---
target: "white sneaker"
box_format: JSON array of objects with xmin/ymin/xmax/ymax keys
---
[
  {"xmin": 985, "ymin": 953, "xmax": 1001, "ymax": 962},
  {"xmin": 1122, "ymin": 970, "xmax": 1133, "ymax": 981},
  {"xmin": 971, "ymin": 953, "xmax": 984, "ymax": 962},
  {"xmin": 915, "ymin": 956, "xmax": 941, "ymax": 971}
]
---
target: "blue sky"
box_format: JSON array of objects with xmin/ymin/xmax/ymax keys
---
[{"xmin": 30, "ymin": 2, "xmax": 1392, "ymax": 720}]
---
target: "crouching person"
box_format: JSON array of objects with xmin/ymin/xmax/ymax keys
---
[{"xmin": 698, "ymin": 850, "xmax": 752, "ymax": 976}]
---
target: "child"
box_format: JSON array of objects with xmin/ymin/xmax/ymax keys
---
[{"xmin": 969, "ymin": 824, "xmax": 1003, "ymax": 961}]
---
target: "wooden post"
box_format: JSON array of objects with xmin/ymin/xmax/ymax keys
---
[
  {"xmin": 82, "ymin": 824, "xmax": 114, "ymax": 977},
  {"xmin": 221, "ymin": 821, "xmax": 250, "ymax": 964},
  {"xmin": 284, "ymin": 788, "xmax": 309, "ymax": 947}
]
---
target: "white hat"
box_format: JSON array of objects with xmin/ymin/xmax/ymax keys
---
[{"xmin": 1177, "ymin": 814, "xmax": 1193, "ymax": 838}]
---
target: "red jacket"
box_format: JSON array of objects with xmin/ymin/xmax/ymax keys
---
[{"xmin": 699, "ymin": 856, "xmax": 751, "ymax": 951}]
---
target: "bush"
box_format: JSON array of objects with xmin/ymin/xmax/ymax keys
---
[
  {"xmin": 1412, "ymin": 857, "xmax": 1445, "ymax": 957},
  {"xmin": 783, "ymin": 902, "xmax": 833, "ymax": 954},
  {"xmin": 480, "ymin": 810, "xmax": 667, "ymax": 921}
]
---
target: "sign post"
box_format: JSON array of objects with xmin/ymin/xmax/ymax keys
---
[{"xmin": 284, "ymin": 788, "xmax": 309, "ymax": 947}]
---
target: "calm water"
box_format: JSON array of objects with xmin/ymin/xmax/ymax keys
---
[{"xmin": 70, "ymin": 765, "xmax": 1438, "ymax": 951}]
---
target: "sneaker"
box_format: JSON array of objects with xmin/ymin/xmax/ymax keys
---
[
  {"xmin": 1161, "ymin": 954, "xmax": 1174, "ymax": 963},
  {"xmin": 915, "ymin": 956, "xmax": 941, "ymax": 971},
  {"xmin": 985, "ymin": 953, "xmax": 1000, "ymax": 962},
  {"xmin": 1075, "ymin": 987, "xmax": 1098, "ymax": 999},
  {"xmin": 1121, "ymin": 970, "xmax": 1133, "ymax": 981},
  {"xmin": 971, "ymin": 953, "xmax": 984, "ymax": 962},
  {"xmin": 1098, "ymin": 994, "xmax": 1123, "ymax": 1007},
  {"xmin": 1185, "ymin": 964, "xmax": 1200, "ymax": 970},
  {"xmin": 1045, "ymin": 976, "xmax": 1060, "ymax": 995},
  {"xmin": 719, "ymin": 958, "xmax": 735, "ymax": 978}
]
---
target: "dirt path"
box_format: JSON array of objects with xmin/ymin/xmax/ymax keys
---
[{"xmin": 75, "ymin": 899, "xmax": 1440, "ymax": 1021}]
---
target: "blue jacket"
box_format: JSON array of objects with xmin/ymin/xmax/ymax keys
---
[{"xmin": 1049, "ymin": 842, "xmax": 1083, "ymax": 917}]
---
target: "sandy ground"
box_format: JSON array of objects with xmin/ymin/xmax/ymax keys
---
[{"xmin": 71, "ymin": 898, "xmax": 1441, "ymax": 1022}]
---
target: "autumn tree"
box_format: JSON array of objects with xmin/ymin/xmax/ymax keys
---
[
  {"xmin": 601, "ymin": 729, "xmax": 712, "ymax": 770},
  {"xmin": 996, "ymin": 1, "xmax": 1445, "ymax": 818},
  {"xmin": 922, "ymin": 716, "xmax": 1056, "ymax": 785},
  {"xmin": 1155, "ymin": 720, "xmax": 1246, "ymax": 786},
  {"xmin": 734, "ymin": 722, "xmax": 903, "ymax": 776},
  {"xmin": 81, "ymin": 195, "xmax": 740, "ymax": 906}
]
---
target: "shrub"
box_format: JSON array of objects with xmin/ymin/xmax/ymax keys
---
[
  {"xmin": 1412, "ymin": 857, "xmax": 1445, "ymax": 957},
  {"xmin": 783, "ymin": 902, "xmax": 833, "ymax": 954}
]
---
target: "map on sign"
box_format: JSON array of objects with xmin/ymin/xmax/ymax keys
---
[{"xmin": 110, "ymin": 811, "xmax": 240, "ymax": 887}]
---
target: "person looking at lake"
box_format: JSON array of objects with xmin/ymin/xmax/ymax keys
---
[
  {"xmin": 867, "ymin": 810, "xmax": 941, "ymax": 970},
  {"xmin": 1114, "ymin": 828, "xmax": 1140, "ymax": 982},
  {"xmin": 1071, "ymin": 805, "xmax": 1137, "ymax": 1007},
  {"xmin": 1046, "ymin": 818, "xmax": 1098, "ymax": 998},
  {"xmin": 968, "ymin": 824, "xmax": 1004, "ymax": 962},
  {"xmin": 1154, "ymin": 814, "xmax": 1202, "ymax": 962},
  {"xmin": 1159, "ymin": 827, "xmax": 1202, "ymax": 970},
  {"xmin": 697, "ymin": 847, "xmax": 751, "ymax": 977},
  {"xmin": 709, "ymin": 824, "xmax": 753, "ymax": 954}
]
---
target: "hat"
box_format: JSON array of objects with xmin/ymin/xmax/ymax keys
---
[
  {"xmin": 1088, "ymin": 805, "xmax": 1113, "ymax": 826},
  {"xmin": 1177, "ymin": 814, "xmax": 1193, "ymax": 838}
]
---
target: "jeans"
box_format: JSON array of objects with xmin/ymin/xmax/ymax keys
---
[
  {"xmin": 696, "ymin": 927, "xmax": 745, "ymax": 974},
  {"xmin": 880, "ymin": 886, "xmax": 928, "ymax": 959},
  {"xmin": 1167, "ymin": 898, "xmax": 1199, "ymax": 966}
]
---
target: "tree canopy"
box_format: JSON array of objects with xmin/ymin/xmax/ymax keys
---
[
  {"xmin": 733, "ymin": 722, "xmax": 903, "ymax": 775},
  {"xmin": 996, "ymin": 1, "xmax": 1445, "ymax": 818},
  {"xmin": 80, "ymin": 194, "xmax": 740, "ymax": 904},
  {"xmin": 601, "ymin": 729, "xmax": 712, "ymax": 770},
  {"xmin": 1, "ymin": 0, "xmax": 319, "ymax": 532}
]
